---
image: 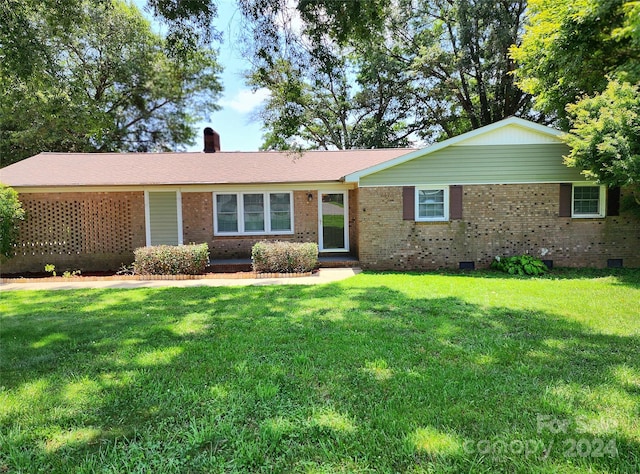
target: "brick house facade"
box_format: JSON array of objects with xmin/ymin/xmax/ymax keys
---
[
  {"xmin": 182, "ymin": 190, "xmax": 319, "ymax": 259},
  {"xmin": 1, "ymin": 189, "xmax": 325, "ymax": 273},
  {"xmin": 357, "ymin": 185, "xmax": 639, "ymax": 270},
  {"xmin": 1, "ymin": 118, "xmax": 638, "ymax": 273}
]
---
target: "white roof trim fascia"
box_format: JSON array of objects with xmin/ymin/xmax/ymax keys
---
[
  {"xmin": 357, "ymin": 179, "xmax": 597, "ymax": 188},
  {"xmin": 343, "ymin": 117, "xmax": 564, "ymax": 183},
  {"xmin": 11, "ymin": 182, "xmax": 356, "ymax": 194}
]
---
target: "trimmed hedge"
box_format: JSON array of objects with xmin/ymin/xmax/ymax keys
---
[
  {"xmin": 252, "ymin": 241, "xmax": 318, "ymax": 273},
  {"xmin": 134, "ymin": 243, "xmax": 209, "ymax": 275}
]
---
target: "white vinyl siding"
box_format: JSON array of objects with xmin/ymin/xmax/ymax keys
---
[
  {"xmin": 145, "ymin": 191, "xmax": 182, "ymax": 245},
  {"xmin": 214, "ymin": 191, "xmax": 293, "ymax": 235},
  {"xmin": 455, "ymin": 126, "xmax": 563, "ymax": 146},
  {"xmin": 572, "ymin": 184, "xmax": 606, "ymax": 218},
  {"xmin": 415, "ymin": 186, "xmax": 449, "ymax": 222},
  {"xmin": 360, "ymin": 144, "xmax": 587, "ymax": 186}
]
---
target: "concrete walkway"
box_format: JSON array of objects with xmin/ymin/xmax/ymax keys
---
[{"xmin": 0, "ymin": 267, "xmax": 362, "ymax": 291}]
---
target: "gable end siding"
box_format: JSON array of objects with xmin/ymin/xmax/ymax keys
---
[{"xmin": 359, "ymin": 144, "xmax": 585, "ymax": 186}]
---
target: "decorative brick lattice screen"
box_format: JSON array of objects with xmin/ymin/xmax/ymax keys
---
[{"xmin": 15, "ymin": 193, "xmax": 137, "ymax": 256}]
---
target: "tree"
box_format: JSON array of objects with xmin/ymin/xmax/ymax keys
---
[
  {"xmin": 512, "ymin": 0, "xmax": 640, "ymax": 192},
  {"xmin": 511, "ymin": 0, "xmax": 640, "ymax": 124},
  {"xmin": 0, "ymin": 0, "xmax": 219, "ymax": 81},
  {"xmin": 406, "ymin": 0, "xmax": 538, "ymax": 138},
  {"xmin": 238, "ymin": 0, "xmax": 390, "ymax": 48},
  {"xmin": 564, "ymin": 81, "xmax": 640, "ymax": 189},
  {"xmin": 242, "ymin": 0, "xmax": 541, "ymax": 149},
  {"xmin": 0, "ymin": 0, "xmax": 222, "ymax": 165},
  {"xmin": 0, "ymin": 184, "xmax": 25, "ymax": 259},
  {"xmin": 250, "ymin": 39, "xmax": 420, "ymax": 150}
]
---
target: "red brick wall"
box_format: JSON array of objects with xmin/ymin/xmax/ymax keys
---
[
  {"xmin": 3, "ymin": 189, "xmax": 349, "ymax": 273},
  {"xmin": 182, "ymin": 192, "xmax": 214, "ymax": 245},
  {"xmin": 349, "ymin": 188, "xmax": 359, "ymax": 257},
  {"xmin": 6, "ymin": 185, "xmax": 636, "ymax": 274},
  {"xmin": 2, "ymin": 191, "xmax": 145, "ymax": 273},
  {"xmin": 358, "ymin": 185, "xmax": 640, "ymax": 270},
  {"xmin": 182, "ymin": 190, "xmax": 319, "ymax": 260}
]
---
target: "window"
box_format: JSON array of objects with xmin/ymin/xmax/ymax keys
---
[
  {"xmin": 270, "ymin": 193, "xmax": 292, "ymax": 231},
  {"xmin": 214, "ymin": 192, "xmax": 293, "ymax": 235},
  {"xmin": 572, "ymin": 185, "xmax": 605, "ymax": 218},
  {"xmin": 216, "ymin": 194, "xmax": 238, "ymax": 232},
  {"xmin": 243, "ymin": 194, "xmax": 265, "ymax": 231},
  {"xmin": 415, "ymin": 186, "xmax": 449, "ymax": 221}
]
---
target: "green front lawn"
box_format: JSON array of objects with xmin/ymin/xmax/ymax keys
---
[{"xmin": 1, "ymin": 271, "xmax": 639, "ymax": 473}]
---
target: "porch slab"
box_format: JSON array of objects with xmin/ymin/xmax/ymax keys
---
[{"xmin": 207, "ymin": 255, "xmax": 360, "ymax": 273}]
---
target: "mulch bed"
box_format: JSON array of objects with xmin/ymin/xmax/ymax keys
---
[{"xmin": 1, "ymin": 270, "xmax": 317, "ymax": 284}]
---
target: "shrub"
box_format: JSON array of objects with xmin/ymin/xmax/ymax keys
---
[
  {"xmin": 491, "ymin": 254, "xmax": 548, "ymax": 276},
  {"xmin": 0, "ymin": 183, "xmax": 25, "ymax": 259},
  {"xmin": 252, "ymin": 241, "xmax": 318, "ymax": 273},
  {"xmin": 134, "ymin": 243, "xmax": 209, "ymax": 275}
]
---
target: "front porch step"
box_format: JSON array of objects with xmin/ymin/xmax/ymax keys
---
[
  {"xmin": 206, "ymin": 255, "xmax": 359, "ymax": 273},
  {"xmin": 318, "ymin": 255, "xmax": 360, "ymax": 268},
  {"xmin": 206, "ymin": 259, "xmax": 252, "ymax": 273}
]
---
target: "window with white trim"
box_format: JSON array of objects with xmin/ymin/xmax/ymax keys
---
[
  {"xmin": 572, "ymin": 185, "xmax": 606, "ymax": 218},
  {"xmin": 243, "ymin": 193, "xmax": 265, "ymax": 231},
  {"xmin": 214, "ymin": 192, "xmax": 293, "ymax": 235},
  {"xmin": 216, "ymin": 194, "xmax": 238, "ymax": 232},
  {"xmin": 415, "ymin": 186, "xmax": 449, "ymax": 221},
  {"xmin": 270, "ymin": 193, "xmax": 293, "ymax": 231}
]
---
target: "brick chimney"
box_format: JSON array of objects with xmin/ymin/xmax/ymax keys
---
[{"xmin": 203, "ymin": 127, "xmax": 220, "ymax": 153}]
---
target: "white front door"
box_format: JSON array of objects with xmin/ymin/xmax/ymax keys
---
[{"xmin": 318, "ymin": 191, "xmax": 349, "ymax": 252}]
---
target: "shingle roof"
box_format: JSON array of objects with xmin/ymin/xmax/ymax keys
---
[{"xmin": 0, "ymin": 149, "xmax": 414, "ymax": 187}]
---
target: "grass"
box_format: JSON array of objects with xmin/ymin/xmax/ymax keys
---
[{"xmin": 1, "ymin": 270, "xmax": 639, "ymax": 473}]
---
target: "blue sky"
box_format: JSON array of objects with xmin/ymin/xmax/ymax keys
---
[
  {"xmin": 137, "ymin": 0, "xmax": 269, "ymax": 151},
  {"xmin": 188, "ymin": 0, "xmax": 270, "ymax": 152}
]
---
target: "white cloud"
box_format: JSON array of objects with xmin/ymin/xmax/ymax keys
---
[{"xmin": 220, "ymin": 88, "xmax": 271, "ymax": 114}]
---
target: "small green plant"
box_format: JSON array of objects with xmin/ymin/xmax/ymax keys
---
[
  {"xmin": 62, "ymin": 269, "xmax": 81, "ymax": 278},
  {"xmin": 44, "ymin": 264, "xmax": 56, "ymax": 276},
  {"xmin": 252, "ymin": 241, "xmax": 318, "ymax": 273},
  {"xmin": 491, "ymin": 254, "xmax": 548, "ymax": 276}
]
